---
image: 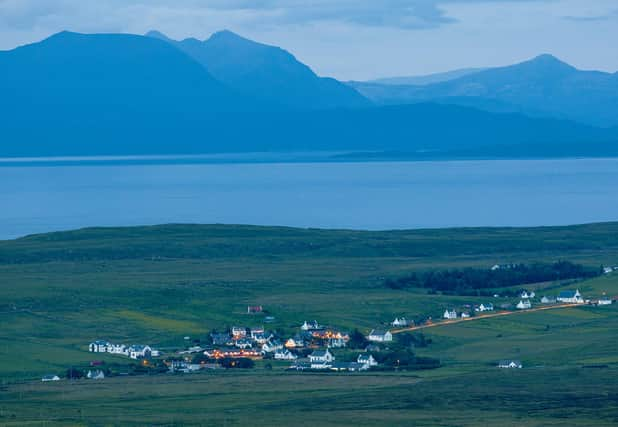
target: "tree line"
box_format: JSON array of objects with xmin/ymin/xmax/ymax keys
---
[{"xmin": 384, "ymin": 261, "xmax": 601, "ymax": 295}]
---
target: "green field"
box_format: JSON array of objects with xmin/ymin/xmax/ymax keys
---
[{"xmin": 1, "ymin": 223, "xmax": 618, "ymax": 425}]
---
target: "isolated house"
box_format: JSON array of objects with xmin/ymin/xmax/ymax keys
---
[
  {"xmin": 357, "ymin": 354, "xmax": 378, "ymax": 367},
  {"xmin": 367, "ymin": 329, "xmax": 393, "ymax": 342},
  {"xmin": 498, "ymin": 360, "xmax": 522, "ymax": 369},
  {"xmin": 443, "ymin": 309, "xmax": 458, "ymax": 320},
  {"xmin": 391, "ymin": 317, "xmax": 409, "ymax": 327},
  {"xmin": 557, "ymin": 289, "xmax": 583, "ymax": 304}
]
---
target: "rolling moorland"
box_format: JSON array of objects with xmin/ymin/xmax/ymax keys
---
[
  {"xmin": 1, "ymin": 222, "xmax": 618, "ymax": 425},
  {"xmin": 1, "ymin": 30, "xmax": 618, "ymax": 159}
]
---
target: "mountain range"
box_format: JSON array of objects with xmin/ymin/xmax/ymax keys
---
[
  {"xmin": 0, "ymin": 30, "xmax": 617, "ymax": 158},
  {"xmin": 350, "ymin": 55, "xmax": 618, "ymax": 127}
]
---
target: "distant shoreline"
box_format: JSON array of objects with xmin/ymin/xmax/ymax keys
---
[{"xmin": 2, "ymin": 152, "xmax": 618, "ymax": 167}]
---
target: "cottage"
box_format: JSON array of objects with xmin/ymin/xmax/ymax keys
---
[
  {"xmin": 127, "ymin": 345, "xmax": 152, "ymax": 359},
  {"xmin": 235, "ymin": 338, "xmax": 253, "ymax": 349},
  {"xmin": 557, "ymin": 289, "xmax": 583, "ymax": 304},
  {"xmin": 367, "ymin": 329, "xmax": 393, "ymax": 342},
  {"xmin": 89, "ymin": 340, "xmax": 110, "ymax": 353},
  {"xmin": 598, "ymin": 297, "xmax": 613, "ymax": 305},
  {"xmin": 261, "ymin": 340, "xmax": 283, "ymax": 353},
  {"xmin": 391, "ymin": 317, "xmax": 409, "ymax": 327},
  {"xmin": 460, "ymin": 312, "xmax": 470, "ymax": 319},
  {"xmin": 87, "ymin": 370, "xmax": 105, "ymax": 379},
  {"xmin": 520, "ymin": 291, "xmax": 535, "ymax": 299},
  {"xmin": 309, "ymin": 349, "xmax": 334, "ymax": 369},
  {"xmin": 516, "ymin": 300, "xmax": 531, "ymax": 310},
  {"xmin": 603, "ymin": 267, "xmax": 613, "ymax": 274},
  {"xmin": 247, "ymin": 305, "xmax": 263, "ymax": 314},
  {"xmin": 443, "ymin": 309, "xmax": 457, "ymax": 320},
  {"xmin": 231, "ymin": 326, "xmax": 247, "ymax": 338},
  {"xmin": 476, "ymin": 303, "xmax": 494, "ymax": 312},
  {"xmin": 301, "ymin": 320, "xmax": 321, "ymax": 331},
  {"xmin": 274, "ymin": 349, "xmax": 298, "ymax": 360},
  {"xmin": 498, "ymin": 360, "xmax": 522, "ymax": 369},
  {"xmin": 41, "ymin": 374, "xmax": 60, "ymax": 382},
  {"xmin": 540, "ymin": 296, "xmax": 556, "ymax": 304},
  {"xmin": 285, "ymin": 336, "xmax": 305, "ymax": 349},
  {"xmin": 357, "ymin": 354, "xmax": 378, "ymax": 367}
]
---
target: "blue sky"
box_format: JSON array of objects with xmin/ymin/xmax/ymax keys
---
[{"xmin": 1, "ymin": 0, "xmax": 617, "ymax": 80}]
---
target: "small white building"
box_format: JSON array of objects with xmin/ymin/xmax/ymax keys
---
[
  {"xmin": 367, "ymin": 329, "xmax": 393, "ymax": 342},
  {"xmin": 357, "ymin": 354, "xmax": 378, "ymax": 367},
  {"xmin": 498, "ymin": 360, "xmax": 522, "ymax": 369},
  {"xmin": 87, "ymin": 370, "xmax": 105, "ymax": 379},
  {"xmin": 461, "ymin": 312, "xmax": 470, "ymax": 318},
  {"xmin": 274, "ymin": 349, "xmax": 297, "ymax": 360},
  {"xmin": 540, "ymin": 296, "xmax": 556, "ymax": 304},
  {"xmin": 127, "ymin": 345, "xmax": 152, "ymax": 359},
  {"xmin": 598, "ymin": 297, "xmax": 613, "ymax": 305},
  {"xmin": 391, "ymin": 317, "xmax": 409, "ymax": 327},
  {"xmin": 516, "ymin": 300, "xmax": 531, "ymax": 310},
  {"xmin": 89, "ymin": 340, "xmax": 110, "ymax": 353},
  {"xmin": 301, "ymin": 320, "xmax": 321, "ymax": 331},
  {"xmin": 520, "ymin": 291, "xmax": 535, "ymax": 299},
  {"xmin": 603, "ymin": 267, "xmax": 613, "ymax": 274},
  {"xmin": 443, "ymin": 309, "xmax": 458, "ymax": 320},
  {"xmin": 41, "ymin": 374, "xmax": 60, "ymax": 382},
  {"xmin": 557, "ymin": 289, "xmax": 583, "ymax": 304},
  {"xmin": 476, "ymin": 303, "xmax": 494, "ymax": 312},
  {"xmin": 309, "ymin": 349, "xmax": 334, "ymax": 369},
  {"xmin": 261, "ymin": 340, "xmax": 283, "ymax": 353}
]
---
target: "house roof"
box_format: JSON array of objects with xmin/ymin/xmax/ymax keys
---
[
  {"xmin": 559, "ymin": 290, "xmax": 578, "ymax": 298},
  {"xmin": 311, "ymin": 350, "xmax": 330, "ymax": 357},
  {"xmin": 499, "ymin": 360, "xmax": 522, "ymax": 365},
  {"xmin": 369, "ymin": 329, "xmax": 390, "ymax": 336}
]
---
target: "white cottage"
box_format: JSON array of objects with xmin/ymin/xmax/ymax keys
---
[
  {"xmin": 367, "ymin": 329, "xmax": 393, "ymax": 342},
  {"xmin": 557, "ymin": 290, "xmax": 583, "ymax": 304},
  {"xmin": 443, "ymin": 309, "xmax": 457, "ymax": 320},
  {"xmin": 516, "ymin": 300, "xmax": 531, "ymax": 310}
]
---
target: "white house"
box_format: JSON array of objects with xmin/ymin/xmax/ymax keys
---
[
  {"xmin": 89, "ymin": 340, "xmax": 110, "ymax": 353},
  {"xmin": 274, "ymin": 349, "xmax": 297, "ymax": 360},
  {"xmin": 598, "ymin": 297, "xmax": 613, "ymax": 305},
  {"xmin": 540, "ymin": 296, "xmax": 556, "ymax": 304},
  {"xmin": 327, "ymin": 337, "xmax": 347, "ymax": 348},
  {"xmin": 461, "ymin": 312, "xmax": 470, "ymax": 319},
  {"xmin": 127, "ymin": 345, "xmax": 152, "ymax": 359},
  {"xmin": 231, "ymin": 326, "xmax": 247, "ymax": 338},
  {"xmin": 520, "ymin": 291, "xmax": 535, "ymax": 299},
  {"xmin": 516, "ymin": 300, "xmax": 531, "ymax": 310},
  {"xmin": 261, "ymin": 340, "xmax": 283, "ymax": 353},
  {"xmin": 309, "ymin": 349, "xmax": 334, "ymax": 369},
  {"xmin": 301, "ymin": 320, "xmax": 321, "ymax": 331},
  {"xmin": 476, "ymin": 303, "xmax": 494, "ymax": 312},
  {"xmin": 367, "ymin": 329, "xmax": 393, "ymax": 342},
  {"xmin": 357, "ymin": 354, "xmax": 378, "ymax": 367},
  {"xmin": 557, "ymin": 290, "xmax": 583, "ymax": 304},
  {"xmin": 391, "ymin": 317, "xmax": 409, "ymax": 327},
  {"xmin": 498, "ymin": 360, "xmax": 522, "ymax": 369},
  {"xmin": 235, "ymin": 338, "xmax": 253, "ymax": 349},
  {"xmin": 603, "ymin": 267, "xmax": 614, "ymax": 274},
  {"xmin": 41, "ymin": 374, "xmax": 60, "ymax": 382},
  {"xmin": 443, "ymin": 309, "xmax": 457, "ymax": 320},
  {"xmin": 87, "ymin": 370, "xmax": 105, "ymax": 379},
  {"xmin": 108, "ymin": 343, "xmax": 128, "ymax": 355}
]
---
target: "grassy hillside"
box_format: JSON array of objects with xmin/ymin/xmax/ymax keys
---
[{"xmin": 1, "ymin": 223, "xmax": 617, "ymax": 425}]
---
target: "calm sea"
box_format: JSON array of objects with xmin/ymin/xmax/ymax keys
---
[{"xmin": 1, "ymin": 157, "xmax": 617, "ymax": 240}]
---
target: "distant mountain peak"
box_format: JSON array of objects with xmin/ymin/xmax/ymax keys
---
[
  {"xmin": 519, "ymin": 53, "xmax": 576, "ymax": 71},
  {"xmin": 145, "ymin": 30, "xmax": 171, "ymax": 41}
]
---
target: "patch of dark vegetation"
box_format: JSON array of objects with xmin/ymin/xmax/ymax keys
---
[{"xmin": 384, "ymin": 261, "xmax": 601, "ymax": 295}]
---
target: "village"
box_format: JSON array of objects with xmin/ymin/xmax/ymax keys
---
[{"xmin": 52, "ymin": 286, "xmax": 614, "ymax": 382}]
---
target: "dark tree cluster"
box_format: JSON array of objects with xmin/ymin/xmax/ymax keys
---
[{"xmin": 384, "ymin": 261, "xmax": 600, "ymax": 294}]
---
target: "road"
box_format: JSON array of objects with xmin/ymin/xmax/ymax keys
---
[{"xmin": 391, "ymin": 303, "xmax": 582, "ymax": 334}]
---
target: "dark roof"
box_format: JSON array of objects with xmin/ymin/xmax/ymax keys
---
[
  {"xmin": 311, "ymin": 350, "xmax": 329, "ymax": 357},
  {"xmin": 559, "ymin": 290, "xmax": 577, "ymax": 298}
]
